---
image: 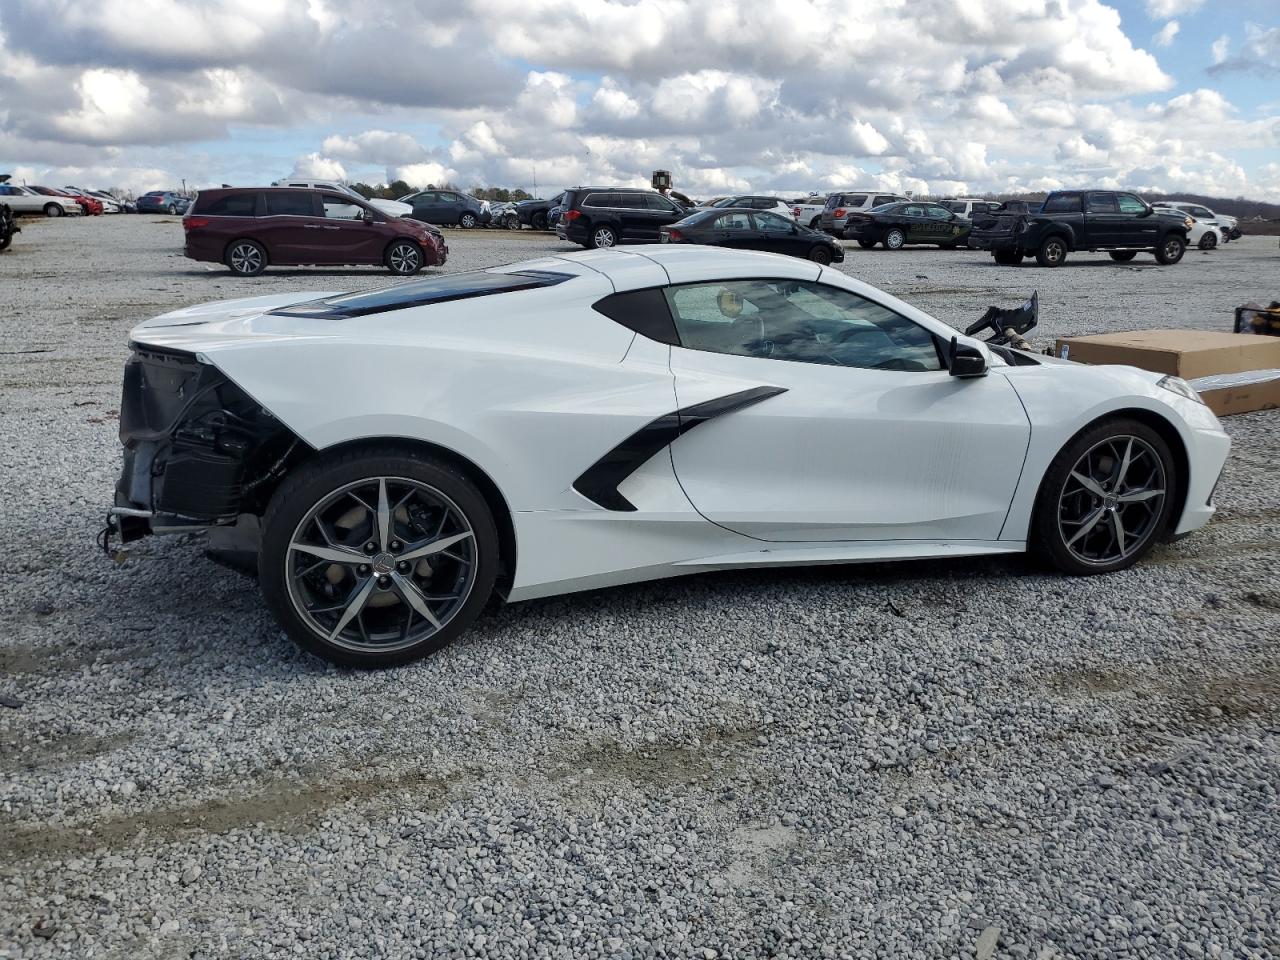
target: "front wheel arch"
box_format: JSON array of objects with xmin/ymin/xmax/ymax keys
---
[
  {"xmin": 292, "ymin": 436, "xmax": 517, "ymax": 597},
  {"xmin": 1027, "ymin": 408, "xmax": 1190, "ymax": 546}
]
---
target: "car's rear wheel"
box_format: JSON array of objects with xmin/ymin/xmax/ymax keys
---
[
  {"xmin": 1036, "ymin": 236, "xmax": 1068, "ymax": 267},
  {"xmin": 857, "ymin": 239, "xmax": 877, "ymax": 249},
  {"xmin": 589, "ymin": 225, "xmax": 618, "ymax": 249},
  {"xmin": 459, "ymin": 212, "xmax": 478, "ymax": 229},
  {"xmin": 259, "ymin": 449, "xmax": 500, "ymax": 668},
  {"xmin": 385, "ymin": 240, "xmax": 423, "ymax": 275},
  {"xmin": 1109, "ymin": 251, "xmax": 1138, "ymax": 262},
  {"xmin": 884, "ymin": 228, "xmax": 906, "ymax": 250},
  {"xmin": 226, "ymin": 240, "xmax": 267, "ymax": 277},
  {"xmin": 809, "ymin": 216, "xmax": 822, "ymax": 230},
  {"xmin": 1197, "ymin": 232, "xmax": 1217, "ymax": 250},
  {"xmin": 808, "ymin": 244, "xmax": 833, "ymax": 264},
  {"xmin": 44, "ymin": 203, "xmax": 63, "ymax": 218},
  {"xmin": 1155, "ymin": 235, "xmax": 1186, "ymax": 265},
  {"xmin": 166, "ymin": 204, "xmax": 177, "ymax": 215},
  {"xmin": 994, "ymin": 250, "xmax": 1023, "ymax": 265},
  {"xmin": 1032, "ymin": 419, "xmax": 1175, "ymax": 576}
]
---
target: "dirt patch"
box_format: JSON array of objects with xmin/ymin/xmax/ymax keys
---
[
  {"xmin": 0, "ymin": 732, "xmax": 135, "ymax": 777},
  {"xmin": 549, "ymin": 726, "xmax": 759, "ymax": 792},
  {"xmin": 0, "ymin": 766, "xmax": 456, "ymax": 863}
]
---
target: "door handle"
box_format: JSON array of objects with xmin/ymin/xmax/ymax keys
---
[
  {"xmin": 322, "ymin": 225, "xmax": 340, "ymax": 230},
  {"xmin": 303, "ymin": 224, "xmax": 322, "ymax": 229}
]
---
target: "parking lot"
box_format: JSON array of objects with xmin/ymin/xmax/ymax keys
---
[{"xmin": 2, "ymin": 215, "xmax": 1278, "ymax": 958}]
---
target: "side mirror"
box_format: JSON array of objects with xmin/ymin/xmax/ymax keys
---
[
  {"xmin": 362, "ymin": 209, "xmax": 375, "ymax": 223},
  {"xmin": 1138, "ymin": 205, "xmax": 1153, "ymax": 218},
  {"xmin": 947, "ymin": 336, "xmax": 988, "ymax": 378}
]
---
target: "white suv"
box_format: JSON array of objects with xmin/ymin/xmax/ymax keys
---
[
  {"xmin": 818, "ymin": 190, "xmax": 907, "ymax": 234},
  {"xmin": 939, "ymin": 198, "xmax": 1002, "ymax": 219},
  {"xmin": 1158, "ymin": 201, "xmax": 1238, "ymax": 241},
  {"xmin": 272, "ymin": 179, "xmax": 412, "ymax": 219}
]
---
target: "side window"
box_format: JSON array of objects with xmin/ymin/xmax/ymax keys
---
[
  {"xmin": 1192, "ymin": 206, "xmax": 1213, "ymax": 218},
  {"xmin": 322, "ymin": 195, "xmax": 365, "ymax": 219},
  {"xmin": 903, "ymin": 205, "xmax": 926, "ymax": 217},
  {"xmin": 925, "ymin": 206, "xmax": 951, "ymax": 220},
  {"xmin": 411, "ymin": 192, "xmax": 436, "ymax": 204},
  {"xmin": 0, "ymin": 186, "xmax": 12, "ymax": 195},
  {"xmin": 592, "ymin": 288, "xmax": 679, "ymax": 345},
  {"xmin": 755, "ymin": 212, "xmax": 792, "ymax": 230},
  {"xmin": 644, "ymin": 193, "xmax": 675, "ymax": 211},
  {"xmin": 616, "ymin": 193, "xmax": 645, "ymax": 209},
  {"xmin": 583, "ymin": 192, "xmax": 612, "ymax": 208},
  {"xmin": 1116, "ymin": 194, "xmax": 1147, "ymax": 214},
  {"xmin": 1087, "ymin": 192, "xmax": 1118, "ymax": 213},
  {"xmin": 438, "ymin": 193, "xmax": 459, "ymax": 204},
  {"xmin": 203, "ymin": 193, "xmax": 259, "ymax": 216},
  {"xmin": 1044, "ymin": 194, "xmax": 1083, "ymax": 213},
  {"xmin": 663, "ymin": 280, "xmax": 943, "ymax": 372},
  {"xmin": 873, "ymin": 195, "xmax": 896, "ymax": 207},
  {"xmin": 264, "ymin": 192, "xmax": 315, "ymax": 216},
  {"xmin": 713, "ymin": 212, "xmax": 752, "ymax": 231},
  {"xmin": 844, "ymin": 194, "xmax": 868, "ymax": 207}
]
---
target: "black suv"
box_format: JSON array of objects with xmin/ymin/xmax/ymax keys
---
[
  {"xmin": 970, "ymin": 190, "xmax": 1192, "ymax": 267},
  {"xmin": 557, "ymin": 187, "xmax": 689, "ymax": 248}
]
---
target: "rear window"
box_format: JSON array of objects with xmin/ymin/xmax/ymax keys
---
[
  {"xmin": 582, "ymin": 192, "xmax": 615, "ymax": 208},
  {"xmin": 841, "ymin": 194, "xmax": 869, "ymax": 207},
  {"xmin": 196, "ymin": 193, "xmax": 259, "ymax": 216},
  {"xmin": 264, "ymin": 192, "xmax": 315, "ymax": 216},
  {"xmin": 268, "ymin": 270, "xmax": 573, "ymax": 319}
]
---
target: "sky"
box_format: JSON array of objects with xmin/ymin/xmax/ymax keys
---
[{"xmin": 1, "ymin": 0, "xmax": 1278, "ymax": 201}]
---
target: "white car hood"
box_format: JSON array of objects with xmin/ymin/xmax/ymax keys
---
[{"xmin": 369, "ymin": 198, "xmax": 413, "ymax": 218}]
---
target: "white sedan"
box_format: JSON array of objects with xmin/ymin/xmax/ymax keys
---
[
  {"xmin": 0, "ymin": 183, "xmax": 82, "ymax": 216},
  {"xmin": 1153, "ymin": 205, "xmax": 1223, "ymax": 250},
  {"xmin": 106, "ymin": 246, "xmax": 1230, "ymax": 667}
]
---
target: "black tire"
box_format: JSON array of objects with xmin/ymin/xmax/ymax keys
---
[
  {"xmin": 1197, "ymin": 232, "xmax": 1217, "ymax": 251},
  {"xmin": 808, "ymin": 244, "xmax": 833, "ymax": 265},
  {"xmin": 1155, "ymin": 234, "xmax": 1185, "ymax": 265},
  {"xmin": 259, "ymin": 447, "xmax": 501, "ymax": 668},
  {"xmin": 1031, "ymin": 418, "xmax": 1176, "ymax": 576},
  {"xmin": 0, "ymin": 235, "xmax": 11, "ymax": 252},
  {"xmin": 504, "ymin": 214, "xmax": 521, "ymax": 231},
  {"xmin": 44, "ymin": 203, "xmax": 63, "ymax": 218},
  {"xmin": 994, "ymin": 250, "xmax": 1023, "ymax": 265},
  {"xmin": 1109, "ymin": 251, "xmax": 1138, "ymax": 262},
  {"xmin": 385, "ymin": 240, "xmax": 424, "ymax": 275},
  {"xmin": 1036, "ymin": 236, "xmax": 1068, "ymax": 267},
  {"xmin": 532, "ymin": 212, "xmax": 548, "ymax": 231},
  {"xmin": 459, "ymin": 212, "xmax": 478, "ymax": 229},
  {"xmin": 166, "ymin": 204, "xmax": 177, "ymax": 215},
  {"xmin": 225, "ymin": 239, "xmax": 267, "ymax": 276},
  {"xmin": 588, "ymin": 224, "xmax": 618, "ymax": 249},
  {"xmin": 857, "ymin": 239, "xmax": 877, "ymax": 249},
  {"xmin": 809, "ymin": 216, "xmax": 822, "ymax": 230},
  {"xmin": 883, "ymin": 228, "xmax": 906, "ymax": 251}
]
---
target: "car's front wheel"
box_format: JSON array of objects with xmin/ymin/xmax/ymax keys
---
[
  {"xmin": 1032, "ymin": 419, "xmax": 1175, "ymax": 576},
  {"xmin": 259, "ymin": 448, "xmax": 500, "ymax": 668},
  {"xmin": 532, "ymin": 212, "xmax": 548, "ymax": 231},
  {"xmin": 1109, "ymin": 251, "xmax": 1138, "ymax": 262},
  {"xmin": 504, "ymin": 214, "xmax": 521, "ymax": 230},
  {"xmin": 1036, "ymin": 236, "xmax": 1068, "ymax": 267},
  {"xmin": 385, "ymin": 240, "xmax": 424, "ymax": 275},
  {"xmin": 808, "ymin": 244, "xmax": 833, "ymax": 264},
  {"xmin": 459, "ymin": 212, "xmax": 478, "ymax": 229},
  {"xmin": 884, "ymin": 228, "xmax": 906, "ymax": 250},
  {"xmin": 589, "ymin": 225, "xmax": 618, "ymax": 249},
  {"xmin": 226, "ymin": 240, "xmax": 267, "ymax": 276},
  {"xmin": 44, "ymin": 203, "xmax": 63, "ymax": 218},
  {"xmin": 166, "ymin": 204, "xmax": 177, "ymax": 215},
  {"xmin": 1197, "ymin": 232, "xmax": 1217, "ymax": 250},
  {"xmin": 1155, "ymin": 235, "xmax": 1186, "ymax": 265}
]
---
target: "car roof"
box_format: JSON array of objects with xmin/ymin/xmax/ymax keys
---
[{"xmin": 552, "ymin": 244, "xmax": 822, "ymax": 289}]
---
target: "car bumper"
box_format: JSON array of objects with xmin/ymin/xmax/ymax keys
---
[
  {"xmin": 842, "ymin": 223, "xmax": 878, "ymax": 240},
  {"xmin": 1174, "ymin": 419, "xmax": 1231, "ymax": 536},
  {"xmin": 969, "ymin": 233, "xmax": 1018, "ymax": 251}
]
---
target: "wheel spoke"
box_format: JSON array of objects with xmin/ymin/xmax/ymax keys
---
[
  {"xmin": 390, "ymin": 572, "xmax": 442, "ymax": 629},
  {"xmin": 398, "ymin": 530, "xmax": 473, "ymax": 562},
  {"xmin": 1070, "ymin": 470, "xmax": 1105, "ymax": 497},
  {"xmin": 1110, "ymin": 511, "xmax": 1127, "ymax": 555},
  {"xmin": 1118, "ymin": 487, "xmax": 1164, "ymax": 503},
  {"xmin": 376, "ymin": 478, "xmax": 391, "ymax": 551},
  {"xmin": 1113, "ymin": 438, "xmax": 1134, "ymax": 487},
  {"xmin": 290, "ymin": 541, "xmax": 364, "ymax": 564},
  {"xmin": 328, "ymin": 577, "xmax": 377, "ymax": 641},
  {"xmin": 1065, "ymin": 506, "xmax": 1106, "ymax": 548}
]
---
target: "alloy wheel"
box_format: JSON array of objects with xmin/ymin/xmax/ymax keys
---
[
  {"xmin": 389, "ymin": 243, "xmax": 420, "ymax": 274},
  {"xmin": 1057, "ymin": 435, "xmax": 1166, "ymax": 567},
  {"xmin": 285, "ymin": 477, "xmax": 478, "ymax": 655},
  {"xmin": 229, "ymin": 243, "xmax": 262, "ymax": 274},
  {"xmin": 1043, "ymin": 240, "xmax": 1065, "ymax": 264},
  {"xmin": 886, "ymin": 230, "xmax": 904, "ymax": 250},
  {"xmin": 593, "ymin": 228, "xmax": 616, "ymax": 248}
]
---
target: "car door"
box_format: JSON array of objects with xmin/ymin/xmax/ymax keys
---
[
  {"xmin": 707, "ymin": 211, "xmax": 757, "ymax": 250},
  {"xmin": 0, "ymin": 185, "xmax": 36, "ymax": 213},
  {"xmin": 318, "ymin": 194, "xmax": 384, "ymax": 263},
  {"xmin": 1084, "ymin": 192, "xmax": 1125, "ymax": 246},
  {"xmin": 614, "ymin": 193, "xmax": 651, "ymax": 240},
  {"xmin": 754, "ymin": 211, "xmax": 803, "ymax": 255},
  {"xmin": 257, "ymin": 191, "xmax": 320, "ymax": 264},
  {"xmin": 898, "ymin": 205, "xmax": 929, "ymax": 243},
  {"xmin": 663, "ymin": 278, "xmax": 1031, "ymax": 542},
  {"xmin": 644, "ymin": 192, "xmax": 682, "ymax": 232},
  {"xmin": 1116, "ymin": 193, "xmax": 1155, "ymax": 245}
]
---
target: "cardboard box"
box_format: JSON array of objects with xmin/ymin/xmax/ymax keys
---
[{"xmin": 1054, "ymin": 329, "xmax": 1280, "ymax": 380}]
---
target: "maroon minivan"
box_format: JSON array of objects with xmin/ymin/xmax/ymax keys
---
[{"xmin": 182, "ymin": 187, "xmax": 447, "ymax": 276}]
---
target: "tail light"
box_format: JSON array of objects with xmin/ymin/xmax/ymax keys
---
[
  {"xmin": 563, "ymin": 209, "xmax": 582, "ymax": 222},
  {"xmin": 792, "ymin": 207, "xmax": 801, "ymax": 217},
  {"xmin": 834, "ymin": 208, "xmax": 846, "ymax": 218},
  {"xmin": 667, "ymin": 229, "xmax": 685, "ymax": 242},
  {"xmin": 183, "ymin": 217, "xmax": 210, "ymax": 230}
]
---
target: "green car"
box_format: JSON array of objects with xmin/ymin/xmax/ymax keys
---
[{"xmin": 842, "ymin": 201, "xmax": 972, "ymax": 250}]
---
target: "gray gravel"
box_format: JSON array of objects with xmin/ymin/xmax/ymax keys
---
[{"xmin": 1, "ymin": 215, "xmax": 1278, "ymax": 959}]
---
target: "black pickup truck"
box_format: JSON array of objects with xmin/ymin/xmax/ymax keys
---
[{"xmin": 970, "ymin": 190, "xmax": 1192, "ymax": 267}]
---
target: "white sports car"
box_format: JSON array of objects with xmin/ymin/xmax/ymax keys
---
[{"xmin": 106, "ymin": 246, "xmax": 1230, "ymax": 667}]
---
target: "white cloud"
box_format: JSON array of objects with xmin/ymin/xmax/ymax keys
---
[
  {"xmin": 1153, "ymin": 21, "xmax": 1180, "ymax": 47},
  {"xmin": 1144, "ymin": 0, "xmax": 1203, "ymax": 18},
  {"xmin": 289, "ymin": 153, "xmax": 346, "ymax": 181},
  {"xmin": 1211, "ymin": 34, "xmax": 1231, "ymax": 64}
]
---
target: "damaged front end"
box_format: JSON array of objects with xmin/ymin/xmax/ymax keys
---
[{"xmin": 103, "ymin": 342, "xmax": 306, "ymax": 558}]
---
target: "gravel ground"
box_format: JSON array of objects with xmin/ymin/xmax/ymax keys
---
[{"xmin": 1, "ymin": 216, "xmax": 1278, "ymax": 959}]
